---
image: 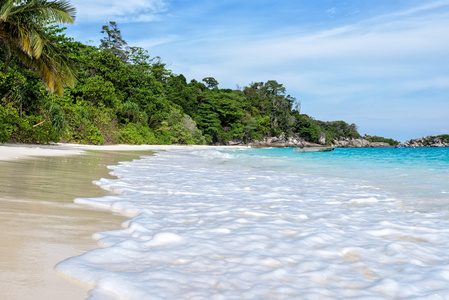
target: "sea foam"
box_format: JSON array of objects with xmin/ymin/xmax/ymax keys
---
[{"xmin": 56, "ymin": 148, "xmax": 449, "ymax": 299}]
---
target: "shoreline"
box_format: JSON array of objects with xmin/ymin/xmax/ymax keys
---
[
  {"xmin": 0, "ymin": 145, "xmax": 149, "ymax": 299},
  {"xmin": 0, "ymin": 143, "xmax": 246, "ymax": 300},
  {"xmin": 2, "ymin": 143, "xmax": 447, "ymax": 299},
  {"xmin": 0, "ymin": 143, "xmax": 247, "ymax": 162}
]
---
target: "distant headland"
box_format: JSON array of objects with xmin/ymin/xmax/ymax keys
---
[
  {"xmin": 399, "ymin": 135, "xmax": 449, "ymax": 148},
  {"xmin": 227, "ymin": 134, "xmax": 449, "ymax": 148}
]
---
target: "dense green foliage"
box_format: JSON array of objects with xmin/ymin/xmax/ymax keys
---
[
  {"xmin": 1, "ymin": 22, "xmax": 377, "ymax": 145},
  {"xmin": 366, "ymin": 135, "xmax": 399, "ymax": 146},
  {"xmin": 0, "ymin": 0, "xmax": 77, "ymax": 96},
  {"xmin": 292, "ymin": 114, "xmax": 361, "ymax": 145}
]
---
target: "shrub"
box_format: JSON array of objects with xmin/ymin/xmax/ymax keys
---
[
  {"xmin": 367, "ymin": 136, "xmax": 399, "ymax": 146},
  {"xmin": 0, "ymin": 104, "xmax": 19, "ymax": 143},
  {"xmin": 119, "ymin": 123, "xmax": 157, "ymax": 144}
]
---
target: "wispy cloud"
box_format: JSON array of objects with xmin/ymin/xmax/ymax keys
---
[
  {"xmin": 71, "ymin": 0, "xmax": 169, "ymax": 23},
  {"xmin": 372, "ymin": 0, "xmax": 449, "ymax": 20},
  {"xmin": 155, "ymin": 4, "xmax": 449, "ymax": 88},
  {"xmin": 326, "ymin": 7, "xmax": 338, "ymax": 16}
]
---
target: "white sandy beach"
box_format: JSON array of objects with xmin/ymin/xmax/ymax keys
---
[
  {"xmin": 0, "ymin": 143, "xmax": 233, "ymax": 160},
  {"xmin": 0, "ymin": 143, "xmax": 244, "ymax": 300},
  {"xmin": 4, "ymin": 144, "xmax": 449, "ymax": 299}
]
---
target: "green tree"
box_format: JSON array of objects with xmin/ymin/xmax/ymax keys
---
[
  {"xmin": 0, "ymin": 0, "xmax": 77, "ymax": 96},
  {"xmin": 294, "ymin": 114, "xmax": 322, "ymax": 142},
  {"xmin": 202, "ymin": 77, "xmax": 219, "ymax": 89},
  {"xmin": 100, "ymin": 21, "xmax": 129, "ymax": 62},
  {"xmin": 243, "ymin": 80, "xmax": 295, "ymax": 136}
]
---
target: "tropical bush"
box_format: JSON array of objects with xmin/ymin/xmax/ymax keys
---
[{"xmin": 366, "ymin": 136, "xmax": 399, "ymax": 146}]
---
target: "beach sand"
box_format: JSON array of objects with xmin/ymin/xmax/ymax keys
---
[
  {"xmin": 0, "ymin": 143, "xmax": 244, "ymax": 300},
  {"xmin": 0, "ymin": 144, "xmax": 158, "ymax": 300}
]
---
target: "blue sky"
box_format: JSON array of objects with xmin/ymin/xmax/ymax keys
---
[{"xmin": 65, "ymin": 0, "xmax": 449, "ymax": 142}]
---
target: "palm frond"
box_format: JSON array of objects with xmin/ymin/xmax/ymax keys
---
[
  {"xmin": 10, "ymin": 0, "xmax": 76, "ymax": 24},
  {"xmin": 0, "ymin": 0, "xmax": 15, "ymax": 20},
  {"xmin": 1, "ymin": 0, "xmax": 77, "ymax": 96},
  {"xmin": 16, "ymin": 25, "xmax": 33, "ymax": 56},
  {"xmin": 29, "ymin": 27, "xmax": 44, "ymax": 57}
]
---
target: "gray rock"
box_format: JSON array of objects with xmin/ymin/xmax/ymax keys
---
[
  {"xmin": 369, "ymin": 142, "xmax": 391, "ymax": 147},
  {"xmin": 349, "ymin": 139, "xmax": 363, "ymax": 148},
  {"xmin": 227, "ymin": 140, "xmax": 243, "ymax": 146},
  {"xmin": 318, "ymin": 132, "xmax": 326, "ymax": 145},
  {"xmin": 361, "ymin": 139, "xmax": 370, "ymax": 147},
  {"xmin": 402, "ymin": 135, "xmax": 448, "ymax": 147}
]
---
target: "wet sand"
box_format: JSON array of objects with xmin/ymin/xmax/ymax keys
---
[{"xmin": 0, "ymin": 148, "xmax": 154, "ymax": 300}]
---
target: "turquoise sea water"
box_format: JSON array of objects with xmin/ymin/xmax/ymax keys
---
[
  {"xmin": 56, "ymin": 147, "xmax": 449, "ymax": 299},
  {"xmin": 234, "ymin": 147, "xmax": 449, "ymax": 204}
]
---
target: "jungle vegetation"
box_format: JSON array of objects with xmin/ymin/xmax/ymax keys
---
[{"xmin": 1, "ymin": 15, "xmax": 389, "ymax": 145}]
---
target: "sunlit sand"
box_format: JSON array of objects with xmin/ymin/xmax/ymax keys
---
[
  {"xmin": 0, "ymin": 145, "xmax": 150, "ymax": 299},
  {"xmin": 0, "ymin": 143, "xmax": 243, "ymax": 300}
]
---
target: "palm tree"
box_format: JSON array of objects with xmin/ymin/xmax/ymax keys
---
[{"xmin": 0, "ymin": 0, "xmax": 76, "ymax": 96}]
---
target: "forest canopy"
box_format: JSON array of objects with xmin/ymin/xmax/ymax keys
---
[{"xmin": 1, "ymin": 21, "xmax": 386, "ymax": 145}]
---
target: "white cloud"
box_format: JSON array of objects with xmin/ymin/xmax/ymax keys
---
[
  {"xmin": 326, "ymin": 7, "xmax": 338, "ymax": 16},
  {"xmin": 158, "ymin": 9, "xmax": 449, "ymax": 99},
  {"xmin": 230, "ymin": 14, "xmax": 449, "ymax": 66},
  {"xmin": 71, "ymin": 0, "xmax": 168, "ymax": 23},
  {"xmin": 371, "ymin": 0, "xmax": 449, "ymax": 20}
]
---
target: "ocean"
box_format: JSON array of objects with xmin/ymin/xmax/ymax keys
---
[{"xmin": 56, "ymin": 147, "xmax": 449, "ymax": 299}]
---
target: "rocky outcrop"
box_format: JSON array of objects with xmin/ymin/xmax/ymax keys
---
[
  {"xmin": 368, "ymin": 142, "xmax": 392, "ymax": 147},
  {"xmin": 245, "ymin": 134, "xmax": 449, "ymax": 148},
  {"xmin": 226, "ymin": 140, "xmax": 245, "ymax": 146},
  {"xmin": 318, "ymin": 132, "xmax": 326, "ymax": 145},
  {"xmin": 400, "ymin": 136, "xmax": 449, "ymax": 147},
  {"xmin": 331, "ymin": 137, "xmax": 390, "ymax": 148},
  {"xmin": 239, "ymin": 134, "xmax": 392, "ymax": 148},
  {"xmin": 247, "ymin": 135, "xmax": 309, "ymax": 148}
]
